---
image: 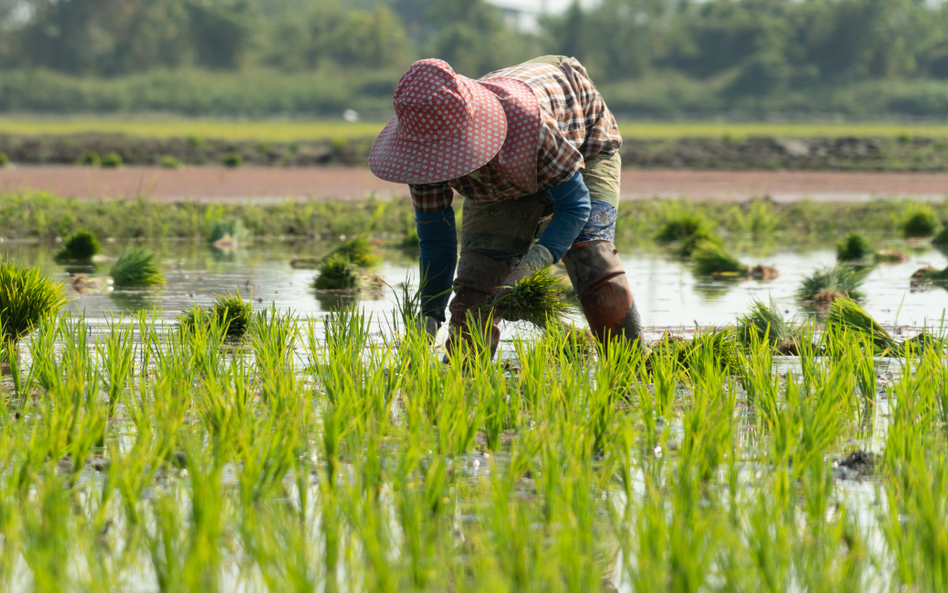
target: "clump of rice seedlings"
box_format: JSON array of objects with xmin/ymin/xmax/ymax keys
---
[
  {"xmin": 101, "ymin": 152, "xmax": 123, "ymax": 168},
  {"xmin": 647, "ymin": 327, "xmax": 740, "ymax": 374},
  {"xmin": 159, "ymin": 155, "xmax": 180, "ymax": 169},
  {"xmin": 490, "ymin": 267, "xmax": 572, "ymax": 328},
  {"xmin": 208, "ymin": 218, "xmax": 251, "ymax": 248},
  {"xmin": 178, "ymin": 290, "xmax": 253, "ymax": 339},
  {"xmin": 795, "ymin": 265, "xmax": 867, "ymax": 305},
  {"xmin": 825, "ymin": 298, "xmax": 899, "ymax": 355},
  {"xmin": 0, "ymin": 257, "xmax": 69, "ymax": 341},
  {"xmin": 222, "ymin": 152, "xmax": 243, "ymax": 167},
  {"xmin": 737, "ymin": 298, "xmax": 800, "ymax": 353},
  {"xmin": 109, "ymin": 246, "xmax": 165, "ymax": 288},
  {"xmin": 77, "ymin": 151, "xmax": 100, "ymax": 166},
  {"xmin": 674, "ymin": 230, "xmax": 722, "ymax": 257},
  {"xmin": 656, "ymin": 211, "xmax": 712, "ymax": 243},
  {"xmin": 314, "ymin": 254, "xmax": 360, "ymax": 290},
  {"xmin": 836, "ymin": 233, "xmax": 875, "ymax": 262},
  {"xmin": 54, "ymin": 231, "xmax": 100, "ymax": 263},
  {"xmin": 901, "ymin": 207, "xmax": 940, "ymax": 238},
  {"xmin": 837, "ymin": 232, "xmax": 908, "ymax": 264},
  {"xmin": 326, "ymin": 236, "xmax": 380, "ymax": 269},
  {"xmin": 401, "ymin": 227, "xmax": 420, "ymax": 248},
  {"xmin": 911, "ymin": 266, "xmax": 948, "ymax": 283},
  {"xmin": 932, "ymin": 226, "xmax": 948, "ymax": 246},
  {"xmin": 691, "ymin": 239, "xmax": 746, "ymax": 276},
  {"xmin": 0, "ymin": 152, "xmax": 8, "ymax": 167},
  {"xmin": 558, "ymin": 324, "xmax": 597, "ymax": 364}
]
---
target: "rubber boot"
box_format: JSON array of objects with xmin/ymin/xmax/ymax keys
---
[
  {"xmin": 563, "ymin": 240, "xmax": 642, "ymax": 346},
  {"xmin": 445, "ymin": 250, "xmax": 512, "ymax": 360}
]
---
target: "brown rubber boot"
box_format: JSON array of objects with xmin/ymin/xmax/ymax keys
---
[
  {"xmin": 445, "ymin": 250, "xmax": 512, "ymax": 360},
  {"xmin": 563, "ymin": 240, "xmax": 642, "ymax": 346}
]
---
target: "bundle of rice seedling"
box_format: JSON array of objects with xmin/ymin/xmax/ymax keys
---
[
  {"xmin": 691, "ymin": 239, "xmax": 746, "ymax": 276},
  {"xmin": 110, "ymin": 246, "xmax": 166, "ymax": 288},
  {"xmin": 795, "ymin": 265, "xmax": 867, "ymax": 304},
  {"xmin": 656, "ymin": 212, "xmax": 712, "ymax": 243},
  {"xmin": 208, "ymin": 218, "xmax": 252, "ymax": 248},
  {"xmin": 836, "ymin": 233, "xmax": 875, "ymax": 262},
  {"xmin": 674, "ymin": 230, "xmax": 722, "ymax": 257},
  {"xmin": 911, "ymin": 266, "xmax": 948, "ymax": 283},
  {"xmin": 902, "ymin": 207, "xmax": 940, "ymax": 238},
  {"xmin": 326, "ymin": 236, "xmax": 381, "ymax": 268},
  {"xmin": 55, "ymin": 231, "xmax": 101, "ymax": 263},
  {"xmin": 825, "ymin": 298, "xmax": 899, "ymax": 355},
  {"xmin": 0, "ymin": 257, "xmax": 69, "ymax": 341},
  {"xmin": 933, "ymin": 226, "xmax": 948, "ymax": 247},
  {"xmin": 313, "ymin": 254, "xmax": 360, "ymax": 290},
  {"xmin": 736, "ymin": 298, "xmax": 798, "ymax": 352},
  {"xmin": 179, "ymin": 290, "xmax": 253, "ymax": 339},
  {"xmin": 490, "ymin": 268, "xmax": 573, "ymax": 328}
]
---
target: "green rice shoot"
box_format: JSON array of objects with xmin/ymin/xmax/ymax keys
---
[
  {"xmin": 109, "ymin": 246, "xmax": 166, "ymax": 288},
  {"xmin": 691, "ymin": 238, "xmax": 746, "ymax": 275},
  {"xmin": 490, "ymin": 267, "xmax": 573, "ymax": 328},
  {"xmin": 902, "ymin": 206, "xmax": 941, "ymax": 238},
  {"xmin": 0, "ymin": 257, "xmax": 69, "ymax": 341}
]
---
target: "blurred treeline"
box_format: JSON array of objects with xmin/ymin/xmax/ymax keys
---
[{"xmin": 3, "ymin": 0, "xmax": 948, "ymax": 117}]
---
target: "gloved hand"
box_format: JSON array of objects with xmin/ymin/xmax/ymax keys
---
[{"xmin": 491, "ymin": 244, "xmax": 554, "ymax": 316}]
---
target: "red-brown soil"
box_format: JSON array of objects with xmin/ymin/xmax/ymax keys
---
[{"xmin": 1, "ymin": 165, "xmax": 947, "ymax": 202}]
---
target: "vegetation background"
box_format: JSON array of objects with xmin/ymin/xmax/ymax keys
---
[{"xmin": 3, "ymin": 0, "xmax": 948, "ymax": 118}]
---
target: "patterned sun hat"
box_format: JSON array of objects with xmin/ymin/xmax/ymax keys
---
[{"xmin": 369, "ymin": 59, "xmax": 509, "ymax": 185}]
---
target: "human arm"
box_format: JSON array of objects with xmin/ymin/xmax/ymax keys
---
[{"xmin": 410, "ymin": 183, "xmax": 457, "ymax": 333}]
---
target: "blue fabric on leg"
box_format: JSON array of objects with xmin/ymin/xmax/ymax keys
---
[
  {"xmin": 415, "ymin": 207, "xmax": 458, "ymax": 323},
  {"xmin": 574, "ymin": 200, "xmax": 617, "ymax": 244},
  {"xmin": 537, "ymin": 171, "xmax": 591, "ymax": 263}
]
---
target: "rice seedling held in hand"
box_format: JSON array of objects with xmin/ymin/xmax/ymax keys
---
[
  {"xmin": 208, "ymin": 218, "xmax": 251, "ymax": 249},
  {"xmin": 109, "ymin": 246, "xmax": 165, "ymax": 288},
  {"xmin": 795, "ymin": 265, "xmax": 867, "ymax": 306},
  {"xmin": 489, "ymin": 267, "xmax": 573, "ymax": 328},
  {"xmin": 0, "ymin": 257, "xmax": 69, "ymax": 342},
  {"xmin": 178, "ymin": 290, "xmax": 253, "ymax": 340},
  {"xmin": 736, "ymin": 298, "xmax": 801, "ymax": 354},
  {"xmin": 54, "ymin": 230, "xmax": 101, "ymax": 263},
  {"xmin": 825, "ymin": 298, "xmax": 900, "ymax": 355}
]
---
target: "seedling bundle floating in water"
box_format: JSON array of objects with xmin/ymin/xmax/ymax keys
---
[
  {"xmin": 54, "ymin": 230, "xmax": 101, "ymax": 263},
  {"xmin": 178, "ymin": 290, "xmax": 253, "ymax": 340},
  {"xmin": 109, "ymin": 246, "xmax": 165, "ymax": 288},
  {"xmin": 691, "ymin": 239, "xmax": 779, "ymax": 279},
  {"xmin": 836, "ymin": 232, "xmax": 907, "ymax": 264},
  {"xmin": 796, "ymin": 264, "xmax": 868, "ymax": 306},
  {"xmin": 312, "ymin": 236, "xmax": 383, "ymax": 291}
]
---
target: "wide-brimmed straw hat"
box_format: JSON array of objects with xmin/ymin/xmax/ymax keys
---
[{"xmin": 369, "ymin": 59, "xmax": 508, "ymax": 185}]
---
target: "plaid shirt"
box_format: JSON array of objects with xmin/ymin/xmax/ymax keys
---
[{"xmin": 409, "ymin": 58, "xmax": 622, "ymax": 212}]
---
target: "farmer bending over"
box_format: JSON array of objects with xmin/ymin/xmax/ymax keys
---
[{"xmin": 369, "ymin": 55, "xmax": 642, "ymax": 356}]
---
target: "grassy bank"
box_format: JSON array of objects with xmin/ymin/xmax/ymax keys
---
[
  {"xmin": 0, "ymin": 191, "xmax": 945, "ymax": 245},
  {"xmin": 6, "ymin": 117, "xmax": 948, "ymax": 142}
]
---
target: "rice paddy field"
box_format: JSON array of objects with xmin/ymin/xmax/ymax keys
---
[
  {"xmin": 5, "ymin": 117, "xmax": 948, "ymax": 141},
  {"xmin": 1, "ymin": 193, "xmax": 948, "ymax": 592}
]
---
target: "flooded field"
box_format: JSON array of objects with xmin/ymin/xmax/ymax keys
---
[{"xmin": 2, "ymin": 236, "xmax": 944, "ymax": 334}]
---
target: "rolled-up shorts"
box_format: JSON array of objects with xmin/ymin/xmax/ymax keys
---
[{"xmin": 460, "ymin": 151, "xmax": 621, "ymax": 268}]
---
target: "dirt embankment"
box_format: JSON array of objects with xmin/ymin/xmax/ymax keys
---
[{"xmin": 1, "ymin": 134, "xmax": 947, "ymax": 171}]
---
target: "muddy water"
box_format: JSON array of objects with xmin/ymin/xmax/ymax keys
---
[{"xmin": 1, "ymin": 236, "xmax": 945, "ymax": 333}]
